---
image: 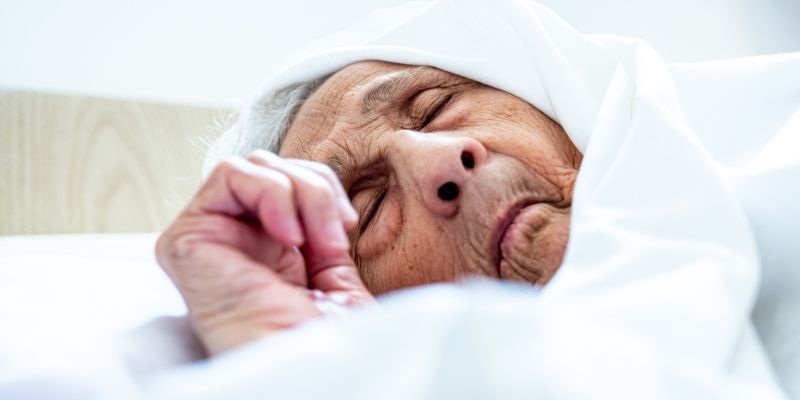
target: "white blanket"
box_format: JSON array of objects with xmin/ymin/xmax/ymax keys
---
[{"xmin": 2, "ymin": 0, "xmax": 798, "ymax": 398}]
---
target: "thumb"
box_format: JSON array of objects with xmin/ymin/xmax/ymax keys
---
[
  {"xmin": 303, "ymin": 246, "xmax": 374, "ymax": 305},
  {"xmin": 311, "ymin": 265, "xmax": 375, "ymax": 306}
]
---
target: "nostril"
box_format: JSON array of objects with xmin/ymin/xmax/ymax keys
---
[
  {"xmin": 461, "ymin": 151, "xmax": 475, "ymax": 169},
  {"xmin": 437, "ymin": 182, "xmax": 460, "ymax": 201}
]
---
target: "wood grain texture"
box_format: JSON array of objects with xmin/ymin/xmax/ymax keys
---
[{"xmin": 0, "ymin": 91, "xmax": 231, "ymax": 235}]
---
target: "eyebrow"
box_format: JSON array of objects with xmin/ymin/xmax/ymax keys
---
[
  {"xmin": 360, "ymin": 67, "xmax": 428, "ymax": 114},
  {"xmin": 326, "ymin": 152, "xmax": 347, "ymax": 181}
]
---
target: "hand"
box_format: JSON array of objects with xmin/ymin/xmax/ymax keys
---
[{"xmin": 156, "ymin": 150, "xmax": 374, "ymax": 355}]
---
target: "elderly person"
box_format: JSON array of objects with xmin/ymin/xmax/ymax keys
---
[
  {"xmin": 156, "ymin": 0, "xmax": 799, "ymax": 396},
  {"xmin": 158, "ymin": 60, "xmax": 581, "ymax": 353}
]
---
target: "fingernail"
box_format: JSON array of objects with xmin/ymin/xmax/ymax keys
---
[{"xmin": 326, "ymin": 221, "xmax": 350, "ymax": 250}]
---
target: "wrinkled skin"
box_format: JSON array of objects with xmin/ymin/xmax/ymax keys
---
[
  {"xmin": 281, "ymin": 61, "xmax": 581, "ymax": 295},
  {"xmin": 156, "ymin": 151, "xmax": 374, "ymax": 355},
  {"xmin": 156, "ymin": 61, "xmax": 581, "ymax": 355}
]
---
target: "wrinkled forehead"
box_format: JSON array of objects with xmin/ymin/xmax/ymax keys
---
[
  {"xmin": 279, "ymin": 61, "xmax": 398, "ymax": 158},
  {"xmin": 278, "ymin": 60, "xmax": 463, "ymax": 160}
]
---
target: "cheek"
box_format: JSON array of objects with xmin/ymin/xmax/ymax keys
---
[
  {"xmin": 463, "ymin": 93, "xmax": 573, "ymax": 158},
  {"xmin": 357, "ymin": 211, "xmax": 459, "ymax": 295},
  {"xmin": 474, "ymin": 109, "xmax": 577, "ymax": 177},
  {"xmin": 356, "ymin": 188, "xmax": 403, "ymax": 259}
]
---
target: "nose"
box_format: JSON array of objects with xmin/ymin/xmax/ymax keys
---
[{"xmin": 389, "ymin": 130, "xmax": 487, "ymax": 217}]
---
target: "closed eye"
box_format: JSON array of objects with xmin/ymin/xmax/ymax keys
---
[
  {"xmin": 419, "ymin": 93, "xmax": 454, "ymax": 129},
  {"xmin": 360, "ymin": 185, "xmax": 388, "ymax": 232}
]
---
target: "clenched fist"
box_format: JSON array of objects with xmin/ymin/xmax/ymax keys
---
[{"xmin": 156, "ymin": 150, "xmax": 374, "ymax": 355}]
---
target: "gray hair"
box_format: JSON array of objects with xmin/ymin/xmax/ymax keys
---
[{"xmin": 203, "ymin": 76, "xmax": 328, "ymax": 176}]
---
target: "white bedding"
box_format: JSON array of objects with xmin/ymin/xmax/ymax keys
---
[
  {"xmin": 2, "ymin": 0, "xmax": 799, "ymax": 398},
  {"xmin": 0, "ymin": 234, "xmax": 793, "ymax": 399},
  {"xmin": 0, "ymin": 234, "xmax": 204, "ymax": 399},
  {"xmin": 0, "ymin": 234, "xmax": 183, "ymax": 342}
]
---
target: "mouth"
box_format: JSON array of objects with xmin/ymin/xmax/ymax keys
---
[{"xmin": 490, "ymin": 198, "xmax": 538, "ymax": 272}]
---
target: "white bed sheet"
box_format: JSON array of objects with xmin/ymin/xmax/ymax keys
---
[{"xmin": 0, "ymin": 234, "xmax": 205, "ymax": 399}]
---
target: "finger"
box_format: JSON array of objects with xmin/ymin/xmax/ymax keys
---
[
  {"xmin": 266, "ymin": 244, "xmax": 307, "ymax": 287},
  {"xmin": 190, "ymin": 157, "xmax": 304, "ymax": 247},
  {"xmin": 309, "ymin": 263, "xmax": 375, "ymax": 307},
  {"xmin": 160, "ymin": 213, "xmax": 265, "ymax": 266},
  {"xmin": 284, "ymin": 158, "xmax": 358, "ymax": 230},
  {"xmin": 164, "ymin": 197, "xmax": 307, "ymax": 286},
  {"xmin": 246, "ymin": 151, "xmax": 350, "ymax": 257},
  {"xmin": 302, "ymin": 246, "xmax": 373, "ymax": 305}
]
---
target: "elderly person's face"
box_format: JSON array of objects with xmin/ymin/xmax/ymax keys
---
[{"xmin": 280, "ymin": 61, "xmax": 581, "ymax": 294}]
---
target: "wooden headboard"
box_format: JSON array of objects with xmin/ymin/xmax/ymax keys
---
[{"xmin": 0, "ymin": 91, "xmax": 231, "ymax": 235}]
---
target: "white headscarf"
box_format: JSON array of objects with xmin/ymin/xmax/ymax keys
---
[{"xmin": 254, "ymin": 0, "xmax": 646, "ymax": 153}]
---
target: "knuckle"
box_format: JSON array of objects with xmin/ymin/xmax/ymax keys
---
[
  {"xmin": 312, "ymin": 164, "xmax": 347, "ymax": 195},
  {"xmin": 167, "ymin": 233, "xmax": 204, "ymax": 263},
  {"xmin": 314, "ymin": 163, "xmax": 337, "ymax": 180},
  {"xmin": 214, "ymin": 156, "xmax": 245, "ymax": 176},
  {"xmin": 154, "ymin": 233, "xmax": 173, "ymax": 267},
  {"xmin": 246, "ymin": 149, "xmax": 273, "ymax": 163},
  {"xmin": 300, "ymin": 160, "xmax": 341, "ymax": 184},
  {"xmin": 303, "ymin": 175, "xmax": 336, "ymax": 197},
  {"xmin": 263, "ymin": 170, "xmax": 293, "ymax": 194},
  {"xmin": 201, "ymin": 157, "xmax": 246, "ymax": 193}
]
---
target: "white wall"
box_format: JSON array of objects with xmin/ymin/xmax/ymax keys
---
[{"xmin": 1, "ymin": 0, "xmax": 797, "ymax": 107}]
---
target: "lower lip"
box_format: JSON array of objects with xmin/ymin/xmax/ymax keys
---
[{"xmin": 498, "ymin": 203, "xmax": 545, "ymax": 262}]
